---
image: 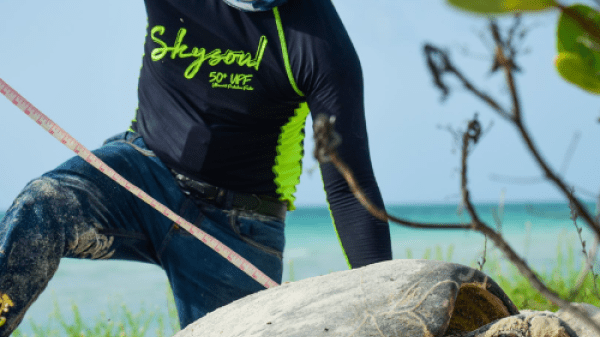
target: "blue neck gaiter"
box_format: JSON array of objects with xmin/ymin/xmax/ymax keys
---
[{"xmin": 222, "ymin": 0, "xmax": 289, "ymax": 12}]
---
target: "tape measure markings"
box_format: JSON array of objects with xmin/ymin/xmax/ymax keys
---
[{"xmin": 0, "ymin": 78, "xmax": 279, "ymax": 289}]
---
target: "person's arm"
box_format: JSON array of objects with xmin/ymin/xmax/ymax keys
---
[
  {"xmin": 282, "ymin": 0, "xmax": 392, "ymax": 268},
  {"xmin": 318, "ymin": 146, "xmax": 393, "ymax": 269},
  {"xmin": 309, "ymin": 64, "xmax": 393, "ymax": 268},
  {"xmin": 303, "ymin": 26, "xmax": 392, "ymax": 269}
]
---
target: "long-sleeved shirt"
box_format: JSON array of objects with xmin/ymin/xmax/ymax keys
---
[{"xmin": 131, "ymin": 0, "xmax": 392, "ymax": 268}]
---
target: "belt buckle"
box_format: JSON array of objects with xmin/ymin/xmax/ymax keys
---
[
  {"xmin": 187, "ymin": 180, "xmax": 209, "ymax": 196},
  {"xmin": 244, "ymin": 194, "xmax": 262, "ymax": 212}
]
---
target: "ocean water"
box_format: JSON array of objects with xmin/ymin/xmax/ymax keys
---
[{"xmin": 0, "ymin": 202, "xmax": 597, "ymax": 335}]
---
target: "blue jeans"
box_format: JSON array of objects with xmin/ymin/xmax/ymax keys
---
[{"xmin": 0, "ymin": 131, "xmax": 285, "ymax": 335}]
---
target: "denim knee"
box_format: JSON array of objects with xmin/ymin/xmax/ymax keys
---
[
  {"xmin": 2, "ymin": 176, "xmax": 115, "ymax": 260},
  {"xmin": 0, "ymin": 177, "xmax": 70, "ymax": 335},
  {"xmin": 2, "ymin": 177, "xmax": 71, "ymax": 256}
]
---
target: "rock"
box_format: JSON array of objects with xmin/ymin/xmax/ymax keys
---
[
  {"xmin": 456, "ymin": 311, "xmax": 577, "ymax": 337},
  {"xmin": 174, "ymin": 259, "xmax": 518, "ymax": 337},
  {"xmin": 556, "ymin": 303, "xmax": 600, "ymax": 337},
  {"xmin": 458, "ymin": 304, "xmax": 600, "ymax": 337}
]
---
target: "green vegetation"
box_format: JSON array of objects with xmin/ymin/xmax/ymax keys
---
[
  {"xmin": 478, "ymin": 238, "xmax": 600, "ymax": 311},
  {"xmin": 12, "ymin": 235, "xmax": 599, "ymax": 336},
  {"xmin": 401, "ymin": 235, "xmax": 600, "ymax": 312},
  {"xmin": 12, "ymin": 287, "xmax": 180, "ymax": 337}
]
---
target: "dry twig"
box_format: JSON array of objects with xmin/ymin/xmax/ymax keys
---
[
  {"xmin": 313, "ymin": 115, "xmax": 471, "ymax": 230},
  {"xmin": 426, "ymin": 18, "xmax": 600, "ymax": 239},
  {"xmin": 489, "ymin": 131, "xmax": 582, "ymax": 186},
  {"xmin": 313, "ymin": 13, "xmax": 600, "ymax": 335},
  {"xmin": 567, "ymin": 193, "xmax": 600, "ymax": 301},
  {"xmin": 435, "ymin": 17, "xmax": 600, "ymax": 334}
]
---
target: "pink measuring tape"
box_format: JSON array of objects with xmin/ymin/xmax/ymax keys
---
[{"xmin": 0, "ymin": 78, "xmax": 279, "ymax": 289}]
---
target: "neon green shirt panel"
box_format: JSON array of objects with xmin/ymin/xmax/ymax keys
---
[
  {"xmin": 272, "ymin": 103, "xmax": 309, "ymax": 211},
  {"xmin": 271, "ymin": 6, "xmax": 308, "ymax": 211}
]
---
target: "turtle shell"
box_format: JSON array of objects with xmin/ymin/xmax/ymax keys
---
[{"xmin": 175, "ymin": 259, "xmax": 519, "ymax": 337}]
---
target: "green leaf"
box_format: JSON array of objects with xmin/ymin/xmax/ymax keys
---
[
  {"xmin": 447, "ymin": 0, "xmax": 557, "ymax": 14},
  {"xmin": 556, "ymin": 5, "xmax": 600, "ymax": 95},
  {"xmin": 555, "ymin": 53, "xmax": 600, "ymax": 94}
]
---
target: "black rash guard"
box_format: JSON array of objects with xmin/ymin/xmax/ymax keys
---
[{"xmin": 131, "ymin": 0, "xmax": 392, "ymax": 268}]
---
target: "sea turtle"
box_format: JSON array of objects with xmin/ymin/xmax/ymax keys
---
[{"xmin": 174, "ymin": 259, "xmax": 600, "ymax": 337}]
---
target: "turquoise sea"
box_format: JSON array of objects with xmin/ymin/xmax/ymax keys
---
[{"xmin": 0, "ymin": 202, "xmax": 598, "ymax": 335}]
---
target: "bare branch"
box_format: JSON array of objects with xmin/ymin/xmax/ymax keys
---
[
  {"xmin": 490, "ymin": 18, "xmax": 522, "ymax": 74},
  {"xmin": 559, "ymin": 131, "xmax": 582, "ymax": 176},
  {"xmin": 568, "ymin": 189, "xmax": 600, "ymax": 300},
  {"xmin": 426, "ymin": 17, "xmax": 600, "ymax": 241},
  {"xmin": 321, "ymin": 9, "xmax": 600, "ymax": 334},
  {"xmin": 428, "ymin": 15, "xmax": 600, "ymax": 238},
  {"xmin": 423, "ymin": 44, "xmax": 514, "ymax": 122},
  {"xmin": 438, "ymin": 119, "xmax": 494, "ymax": 156},
  {"xmin": 488, "ymin": 17, "xmax": 600, "ymax": 239},
  {"xmin": 567, "ymin": 197, "xmax": 600, "ymax": 301},
  {"xmin": 421, "ymin": 15, "xmax": 600, "ymax": 334},
  {"xmin": 491, "ymin": 16, "xmax": 600, "ymax": 330},
  {"xmin": 437, "ymin": 124, "xmax": 463, "ymax": 155},
  {"xmin": 489, "ymin": 130, "xmax": 583, "ymax": 187},
  {"xmin": 490, "ymin": 175, "xmax": 598, "ymax": 203},
  {"xmin": 505, "ymin": 14, "xmax": 522, "ymax": 54},
  {"xmin": 478, "ymin": 235, "xmax": 488, "ymax": 271},
  {"xmin": 317, "ymin": 106, "xmax": 600, "ymax": 333},
  {"xmin": 313, "ymin": 114, "xmax": 472, "ymax": 230},
  {"xmin": 458, "ymin": 115, "xmax": 600, "ymax": 335},
  {"xmin": 490, "ymin": 20, "xmax": 522, "ymax": 120}
]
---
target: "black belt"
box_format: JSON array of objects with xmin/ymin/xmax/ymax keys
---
[{"xmin": 170, "ymin": 169, "xmax": 287, "ymax": 221}]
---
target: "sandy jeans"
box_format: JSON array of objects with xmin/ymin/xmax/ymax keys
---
[{"xmin": 0, "ymin": 131, "xmax": 284, "ymax": 336}]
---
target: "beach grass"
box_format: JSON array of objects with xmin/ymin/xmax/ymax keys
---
[
  {"xmin": 403, "ymin": 236, "xmax": 600, "ymax": 311},
  {"xmin": 12, "ymin": 287, "xmax": 180, "ymax": 337},
  {"xmin": 12, "ymin": 236, "xmax": 600, "ymax": 336},
  {"xmin": 479, "ymin": 239, "xmax": 600, "ymax": 311}
]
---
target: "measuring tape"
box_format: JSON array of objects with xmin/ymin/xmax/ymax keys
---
[{"xmin": 0, "ymin": 78, "xmax": 279, "ymax": 289}]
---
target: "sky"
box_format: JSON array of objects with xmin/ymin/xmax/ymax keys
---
[{"xmin": 1, "ymin": 0, "xmax": 599, "ymax": 211}]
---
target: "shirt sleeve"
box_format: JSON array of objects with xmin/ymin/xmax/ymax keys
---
[
  {"xmin": 309, "ymin": 65, "xmax": 393, "ymax": 269},
  {"xmin": 285, "ymin": 0, "xmax": 393, "ymax": 269}
]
